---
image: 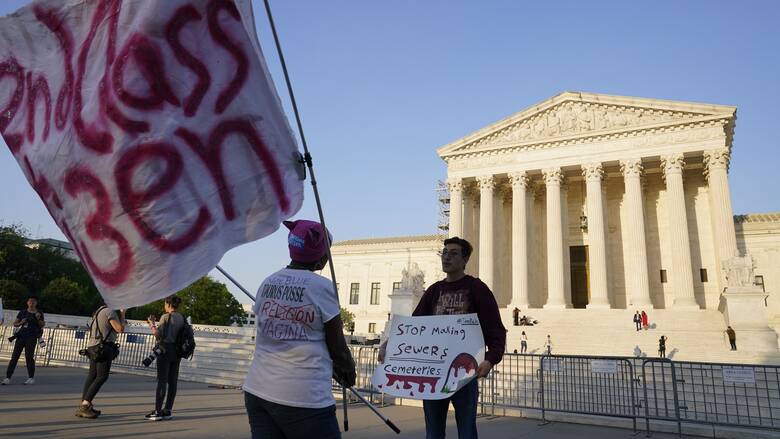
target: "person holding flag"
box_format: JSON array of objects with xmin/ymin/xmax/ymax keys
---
[{"xmin": 242, "ymin": 219, "xmax": 355, "ymax": 439}]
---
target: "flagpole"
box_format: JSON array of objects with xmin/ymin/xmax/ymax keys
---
[
  {"xmin": 215, "ymin": 265, "xmax": 255, "ymax": 301},
  {"xmin": 259, "ymin": 0, "xmax": 399, "ymax": 434}
]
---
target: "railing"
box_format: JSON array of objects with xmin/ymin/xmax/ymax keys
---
[
  {"xmin": 2, "ymin": 326, "xmax": 778, "ymax": 436},
  {"xmin": 484, "ymin": 354, "xmax": 780, "ymax": 436}
]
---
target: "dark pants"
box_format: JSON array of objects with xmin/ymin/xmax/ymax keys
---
[
  {"xmin": 82, "ymin": 358, "xmax": 112, "ymax": 402},
  {"xmin": 520, "ymin": 341, "xmax": 527, "ymax": 354},
  {"xmin": 155, "ymin": 346, "xmax": 181, "ymax": 411},
  {"xmin": 729, "ymin": 340, "xmax": 737, "ymax": 350},
  {"xmin": 423, "ymin": 378, "xmax": 479, "ymax": 439},
  {"xmin": 659, "ymin": 348, "xmax": 666, "ymax": 358},
  {"xmin": 6, "ymin": 337, "xmax": 36, "ymax": 379},
  {"xmin": 635, "ymin": 321, "xmax": 641, "ymax": 331},
  {"xmin": 244, "ymin": 391, "xmax": 340, "ymax": 439},
  {"xmin": 513, "ymin": 316, "xmax": 518, "ymax": 326}
]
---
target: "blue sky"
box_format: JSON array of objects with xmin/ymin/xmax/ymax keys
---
[{"xmin": 1, "ymin": 1, "xmax": 779, "ymax": 304}]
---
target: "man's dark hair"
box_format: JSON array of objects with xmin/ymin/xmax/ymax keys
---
[
  {"xmin": 165, "ymin": 295, "xmax": 182, "ymax": 310},
  {"xmin": 443, "ymin": 237, "xmax": 473, "ymax": 260}
]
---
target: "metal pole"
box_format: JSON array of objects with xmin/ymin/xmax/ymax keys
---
[
  {"xmin": 343, "ymin": 386, "xmax": 349, "ymax": 432},
  {"xmin": 215, "ymin": 265, "xmax": 255, "ymax": 301}
]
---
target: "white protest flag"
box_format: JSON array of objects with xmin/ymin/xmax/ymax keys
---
[
  {"xmin": 0, "ymin": 0, "xmax": 304, "ymax": 308},
  {"xmin": 372, "ymin": 314, "xmax": 485, "ymax": 400}
]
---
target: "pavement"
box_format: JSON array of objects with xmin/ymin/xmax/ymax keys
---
[{"xmin": 0, "ymin": 366, "xmax": 679, "ymax": 439}]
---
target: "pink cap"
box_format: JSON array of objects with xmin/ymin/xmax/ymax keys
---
[{"xmin": 284, "ymin": 220, "xmax": 332, "ymax": 263}]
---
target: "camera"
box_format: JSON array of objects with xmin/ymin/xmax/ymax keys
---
[{"xmin": 142, "ymin": 344, "xmax": 165, "ymax": 367}]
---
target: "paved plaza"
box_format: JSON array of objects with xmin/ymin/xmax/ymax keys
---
[{"xmin": 0, "ymin": 366, "xmax": 681, "ymax": 439}]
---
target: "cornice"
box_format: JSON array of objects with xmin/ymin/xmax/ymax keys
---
[
  {"xmin": 442, "ymin": 115, "xmax": 731, "ymax": 163},
  {"xmin": 438, "ymin": 92, "xmax": 736, "ymax": 159}
]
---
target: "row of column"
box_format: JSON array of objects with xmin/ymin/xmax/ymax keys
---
[{"xmin": 447, "ymin": 148, "xmax": 735, "ymax": 309}]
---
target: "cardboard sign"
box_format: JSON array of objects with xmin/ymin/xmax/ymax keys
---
[
  {"xmin": 722, "ymin": 367, "xmax": 756, "ymax": 384},
  {"xmin": 0, "ymin": 0, "xmax": 303, "ymax": 308},
  {"xmin": 372, "ymin": 314, "xmax": 484, "ymax": 400}
]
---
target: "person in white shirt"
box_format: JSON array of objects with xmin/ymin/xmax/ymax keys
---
[
  {"xmin": 520, "ymin": 331, "xmax": 528, "ymax": 354},
  {"xmin": 545, "ymin": 334, "xmax": 553, "ymax": 355},
  {"xmin": 243, "ymin": 220, "xmax": 355, "ymax": 439}
]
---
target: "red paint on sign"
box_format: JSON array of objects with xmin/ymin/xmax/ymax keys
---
[{"xmin": 166, "ymin": 5, "xmax": 211, "ymax": 118}]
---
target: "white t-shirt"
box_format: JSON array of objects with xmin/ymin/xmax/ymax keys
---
[{"xmin": 243, "ymin": 268, "xmax": 340, "ymax": 408}]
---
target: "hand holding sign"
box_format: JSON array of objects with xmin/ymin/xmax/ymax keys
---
[{"xmin": 372, "ymin": 314, "xmax": 485, "ymax": 400}]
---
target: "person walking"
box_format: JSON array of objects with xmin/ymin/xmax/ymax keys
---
[
  {"xmin": 243, "ymin": 220, "xmax": 356, "ymax": 439},
  {"xmin": 658, "ymin": 335, "xmax": 667, "ymax": 358},
  {"xmin": 633, "ymin": 311, "xmax": 642, "ymax": 331},
  {"xmin": 726, "ymin": 326, "xmax": 737, "ymax": 351},
  {"xmin": 76, "ymin": 306, "xmax": 126, "ymax": 418},
  {"xmin": 2, "ymin": 296, "xmax": 44, "ymax": 385},
  {"xmin": 380, "ymin": 236, "xmax": 506, "ymax": 439},
  {"xmin": 520, "ymin": 331, "xmax": 528, "ymax": 354},
  {"xmin": 145, "ymin": 295, "xmax": 186, "ymax": 421},
  {"xmin": 641, "ymin": 310, "xmax": 649, "ymax": 330},
  {"xmin": 545, "ymin": 335, "xmax": 553, "ymax": 355},
  {"xmin": 512, "ymin": 307, "xmax": 520, "ymax": 326}
]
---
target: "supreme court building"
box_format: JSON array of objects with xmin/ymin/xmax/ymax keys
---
[{"xmin": 329, "ymin": 92, "xmax": 780, "ymax": 361}]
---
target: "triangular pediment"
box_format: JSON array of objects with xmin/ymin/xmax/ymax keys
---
[{"xmin": 437, "ymin": 92, "xmax": 736, "ymax": 157}]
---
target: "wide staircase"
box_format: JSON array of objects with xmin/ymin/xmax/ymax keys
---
[{"xmin": 500, "ymin": 308, "xmax": 780, "ymax": 364}]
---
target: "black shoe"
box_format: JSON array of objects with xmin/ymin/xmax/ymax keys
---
[
  {"xmin": 76, "ymin": 404, "xmax": 99, "ymax": 419},
  {"xmin": 162, "ymin": 409, "xmax": 173, "ymax": 420},
  {"xmin": 145, "ymin": 410, "xmax": 163, "ymax": 421}
]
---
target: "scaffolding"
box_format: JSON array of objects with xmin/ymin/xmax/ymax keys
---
[{"xmin": 435, "ymin": 180, "xmax": 450, "ymax": 233}]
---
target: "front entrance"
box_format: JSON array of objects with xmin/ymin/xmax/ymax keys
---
[{"xmin": 570, "ymin": 246, "xmax": 590, "ymax": 308}]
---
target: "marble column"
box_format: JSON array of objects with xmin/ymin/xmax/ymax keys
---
[
  {"xmin": 620, "ymin": 159, "xmax": 653, "ymax": 308},
  {"xmin": 662, "ymin": 154, "xmax": 698, "ymax": 309},
  {"xmin": 509, "ymin": 171, "xmax": 530, "ymax": 308},
  {"xmin": 447, "ymin": 179, "xmax": 464, "ymax": 238},
  {"xmin": 477, "ymin": 175, "xmax": 495, "ymax": 290},
  {"xmin": 462, "ymin": 184, "xmax": 478, "ymax": 276},
  {"xmin": 703, "ymin": 148, "xmax": 738, "ymax": 281},
  {"xmin": 582, "ymin": 163, "xmax": 610, "ymax": 308},
  {"xmin": 543, "ymin": 168, "xmax": 567, "ymax": 308}
]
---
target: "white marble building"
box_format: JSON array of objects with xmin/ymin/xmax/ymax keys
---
[{"xmin": 328, "ymin": 92, "xmax": 780, "ymax": 361}]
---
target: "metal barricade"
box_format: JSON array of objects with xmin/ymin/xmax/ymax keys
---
[
  {"xmin": 3, "ymin": 324, "xmax": 780, "ymax": 436},
  {"xmin": 641, "ymin": 359, "xmax": 780, "ymax": 434},
  {"xmin": 488, "ymin": 353, "xmax": 542, "ymax": 410},
  {"xmin": 540, "ymin": 354, "xmax": 638, "ymax": 432},
  {"xmin": 641, "ymin": 359, "xmax": 682, "ymax": 436}
]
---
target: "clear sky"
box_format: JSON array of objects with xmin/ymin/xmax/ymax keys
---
[{"xmin": 1, "ymin": 1, "xmax": 779, "ymax": 305}]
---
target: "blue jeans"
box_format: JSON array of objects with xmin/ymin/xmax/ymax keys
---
[
  {"xmin": 423, "ymin": 378, "xmax": 479, "ymax": 439},
  {"xmin": 244, "ymin": 392, "xmax": 341, "ymax": 439}
]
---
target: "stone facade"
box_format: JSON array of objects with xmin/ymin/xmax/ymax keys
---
[
  {"xmin": 325, "ymin": 235, "xmax": 443, "ymax": 336},
  {"xmin": 327, "ymin": 93, "xmax": 780, "ymax": 351}
]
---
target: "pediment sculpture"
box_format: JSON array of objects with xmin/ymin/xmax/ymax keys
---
[{"xmin": 465, "ymin": 101, "xmax": 703, "ymax": 151}]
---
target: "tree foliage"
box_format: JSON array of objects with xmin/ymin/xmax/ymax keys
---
[
  {"xmin": 340, "ymin": 307, "xmax": 355, "ymax": 331},
  {"xmin": 126, "ymin": 277, "xmax": 246, "ymax": 326},
  {"xmin": 0, "ymin": 224, "xmax": 246, "ymax": 325},
  {"xmin": 41, "ymin": 277, "xmax": 86, "ymax": 316},
  {"xmin": 179, "ymin": 277, "xmax": 247, "ymax": 326},
  {"xmin": 0, "ymin": 225, "xmax": 101, "ymax": 315},
  {"xmin": 0, "ymin": 279, "xmax": 28, "ymax": 310}
]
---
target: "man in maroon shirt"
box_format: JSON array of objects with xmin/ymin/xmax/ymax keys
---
[{"xmin": 380, "ymin": 237, "xmax": 506, "ymax": 439}]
